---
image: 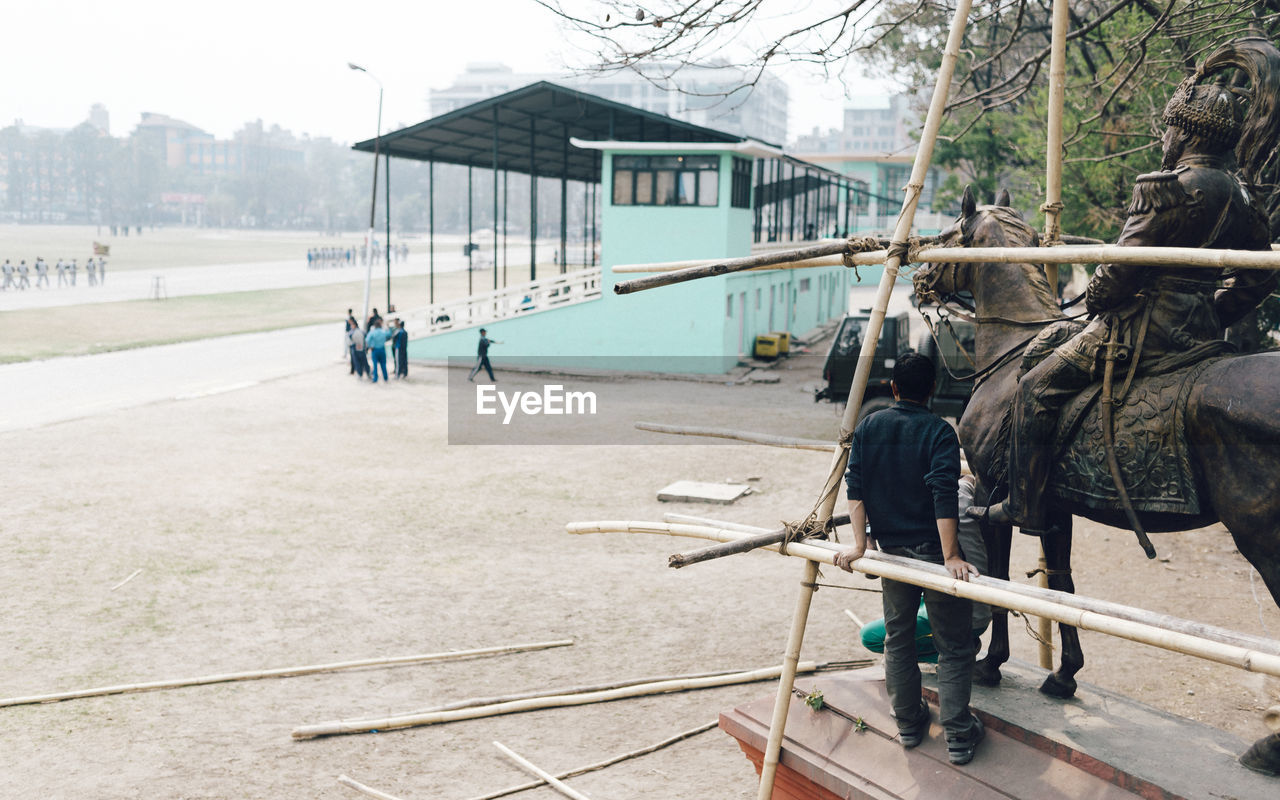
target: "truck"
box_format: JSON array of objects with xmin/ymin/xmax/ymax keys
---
[{"xmin": 814, "ymin": 308, "xmax": 975, "ymax": 423}]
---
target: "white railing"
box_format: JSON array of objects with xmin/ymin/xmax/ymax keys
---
[{"xmin": 402, "ymin": 267, "xmax": 603, "ymax": 338}]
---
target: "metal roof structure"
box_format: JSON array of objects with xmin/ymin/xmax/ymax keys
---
[{"xmin": 352, "ymin": 81, "xmax": 750, "ymax": 183}]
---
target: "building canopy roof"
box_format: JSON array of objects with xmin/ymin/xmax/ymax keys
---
[{"xmin": 352, "ymin": 81, "xmax": 749, "ymax": 183}]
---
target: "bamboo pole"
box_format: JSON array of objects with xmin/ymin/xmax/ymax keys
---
[
  {"xmin": 844, "ymin": 608, "xmax": 868, "ymax": 629},
  {"xmin": 493, "ymin": 742, "xmax": 594, "ymax": 800},
  {"xmin": 568, "ymin": 521, "xmax": 1280, "ymax": 676},
  {"xmin": 338, "ymin": 775, "xmax": 407, "ymax": 800},
  {"xmin": 398, "ymin": 667, "xmax": 777, "ymax": 717},
  {"xmin": 913, "ymin": 244, "xmax": 1280, "ymax": 269},
  {"xmin": 662, "ymin": 513, "xmax": 771, "ymax": 533},
  {"xmin": 755, "ymin": 5, "xmax": 976, "ymax": 795},
  {"xmin": 463, "ymin": 722, "xmax": 718, "ymax": 800},
  {"xmin": 613, "ymin": 242, "xmax": 849, "ymax": 293},
  {"xmin": 635, "ymin": 422, "xmax": 835, "ymax": 452},
  {"xmin": 0, "ymin": 639, "xmax": 574, "ymax": 708},
  {"xmin": 665, "ymin": 515, "xmax": 850, "ymax": 569},
  {"xmin": 292, "ymin": 663, "xmax": 818, "ymax": 740}
]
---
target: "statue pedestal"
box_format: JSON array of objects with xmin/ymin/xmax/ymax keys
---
[{"xmin": 720, "ymin": 660, "xmax": 1274, "ymax": 800}]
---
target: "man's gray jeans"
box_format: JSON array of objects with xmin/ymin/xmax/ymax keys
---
[{"xmin": 880, "ymin": 540, "xmax": 979, "ymax": 742}]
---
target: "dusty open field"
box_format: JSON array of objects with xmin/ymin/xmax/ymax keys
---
[{"xmin": 2, "ymin": 357, "xmax": 1278, "ymax": 799}]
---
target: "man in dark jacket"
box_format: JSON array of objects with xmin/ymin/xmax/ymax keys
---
[
  {"xmin": 835, "ymin": 352, "xmax": 983, "ymax": 765},
  {"xmin": 392, "ymin": 319, "xmax": 409, "ymax": 378}
]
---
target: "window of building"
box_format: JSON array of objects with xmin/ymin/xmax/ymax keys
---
[
  {"xmin": 799, "ymin": 278, "xmax": 811, "ymax": 293},
  {"xmin": 612, "ymin": 155, "xmax": 720, "ymax": 206},
  {"xmin": 726, "ymin": 294, "xmax": 734, "ymax": 318},
  {"xmin": 755, "ymin": 288, "xmax": 762, "ymax": 310},
  {"xmin": 731, "ymin": 156, "xmax": 752, "ymax": 208}
]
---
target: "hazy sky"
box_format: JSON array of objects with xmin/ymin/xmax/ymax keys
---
[{"xmin": 6, "ymin": 1, "xmax": 884, "ymax": 144}]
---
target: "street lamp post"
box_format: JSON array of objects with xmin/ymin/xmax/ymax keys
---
[{"xmin": 349, "ymin": 62, "xmax": 382, "ymax": 327}]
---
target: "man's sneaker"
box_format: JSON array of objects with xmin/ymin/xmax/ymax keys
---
[
  {"xmin": 947, "ymin": 716, "xmax": 985, "ymax": 765},
  {"xmin": 897, "ymin": 700, "xmax": 930, "ymax": 748}
]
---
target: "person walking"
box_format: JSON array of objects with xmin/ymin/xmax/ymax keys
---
[
  {"xmin": 365, "ymin": 319, "xmax": 391, "ymax": 383},
  {"xmin": 34, "ymin": 257, "xmax": 48, "ymax": 288},
  {"xmin": 1, "ymin": 259, "xmax": 12, "ymax": 291},
  {"xmin": 97, "ymin": 257, "xmax": 107, "ymax": 285},
  {"xmin": 55, "ymin": 258, "xmax": 66, "ymax": 287},
  {"xmin": 467, "ymin": 328, "xmax": 499, "ymax": 382},
  {"xmin": 17, "ymin": 260, "xmax": 30, "ymax": 290},
  {"xmin": 834, "ymin": 352, "xmax": 984, "ymax": 766},
  {"xmin": 392, "ymin": 318, "xmax": 409, "ymax": 379},
  {"xmin": 86, "ymin": 258, "xmax": 98, "ymax": 287},
  {"xmin": 68, "ymin": 259, "xmax": 77, "ymax": 286}
]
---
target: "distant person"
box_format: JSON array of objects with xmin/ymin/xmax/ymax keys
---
[
  {"xmin": 86, "ymin": 258, "xmax": 98, "ymax": 287},
  {"xmin": 55, "ymin": 258, "xmax": 66, "ymax": 287},
  {"xmin": 467, "ymin": 328, "xmax": 499, "ymax": 382},
  {"xmin": 68, "ymin": 259, "xmax": 78, "ymax": 286},
  {"xmin": 98, "ymin": 257, "xmax": 106, "ymax": 284},
  {"xmin": 345, "ymin": 309, "xmax": 359, "ymax": 375},
  {"xmin": 1, "ymin": 259, "xmax": 12, "ymax": 291},
  {"xmin": 348, "ymin": 323, "xmax": 367, "ymax": 379},
  {"xmin": 365, "ymin": 319, "xmax": 391, "ymax": 383},
  {"xmin": 392, "ymin": 318, "xmax": 409, "ymax": 379},
  {"xmin": 17, "ymin": 260, "xmax": 30, "ymax": 290},
  {"xmin": 34, "ymin": 257, "xmax": 48, "ymax": 288},
  {"xmin": 366, "ymin": 307, "xmax": 382, "ymax": 332}
]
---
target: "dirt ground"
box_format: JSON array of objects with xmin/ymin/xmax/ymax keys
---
[{"xmin": 2, "ymin": 354, "xmax": 1278, "ymax": 799}]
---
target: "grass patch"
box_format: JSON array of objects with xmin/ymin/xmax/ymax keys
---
[{"xmin": 0, "ymin": 271, "xmax": 478, "ymax": 362}]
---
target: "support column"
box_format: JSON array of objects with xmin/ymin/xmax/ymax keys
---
[
  {"xmin": 429, "ymin": 160, "xmax": 435, "ymax": 304},
  {"xmin": 530, "ymin": 117, "xmax": 537, "ymax": 281},
  {"xmin": 467, "ymin": 164, "xmax": 474, "ymax": 296},
  {"xmin": 493, "ymin": 107, "xmax": 500, "ymax": 292},
  {"xmin": 384, "ymin": 152, "xmax": 391, "ymax": 311},
  {"xmin": 560, "ymin": 124, "xmax": 569, "ymax": 275}
]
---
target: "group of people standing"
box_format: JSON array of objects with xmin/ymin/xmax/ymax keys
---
[
  {"xmin": 1, "ymin": 257, "xmax": 106, "ymax": 291},
  {"xmin": 308, "ymin": 243, "xmax": 409, "ymax": 270},
  {"xmin": 345, "ymin": 308, "xmax": 408, "ymax": 383}
]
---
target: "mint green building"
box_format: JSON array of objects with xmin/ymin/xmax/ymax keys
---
[{"xmin": 361, "ymin": 83, "xmax": 881, "ymax": 374}]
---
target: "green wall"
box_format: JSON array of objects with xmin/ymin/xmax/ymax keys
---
[{"xmin": 409, "ymin": 148, "xmax": 866, "ymax": 374}]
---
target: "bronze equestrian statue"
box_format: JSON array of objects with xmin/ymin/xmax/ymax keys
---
[{"xmin": 914, "ymin": 37, "xmax": 1280, "ymax": 778}]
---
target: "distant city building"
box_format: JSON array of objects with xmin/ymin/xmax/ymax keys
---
[
  {"xmin": 428, "ymin": 61, "xmax": 790, "ymax": 145},
  {"xmin": 790, "ymin": 93, "xmax": 953, "ymax": 234}
]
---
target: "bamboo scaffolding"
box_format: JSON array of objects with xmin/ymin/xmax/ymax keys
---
[
  {"xmin": 493, "ymin": 742, "xmax": 594, "ymax": 800},
  {"xmin": 291, "ymin": 663, "xmax": 818, "ymax": 740},
  {"xmin": 751, "ymin": 5, "xmax": 977, "ymax": 798},
  {"xmin": 568, "ymin": 521, "xmax": 1280, "ymax": 677},
  {"xmin": 463, "ymin": 722, "xmax": 718, "ymax": 800},
  {"xmin": 338, "ymin": 775, "xmax": 406, "ymax": 800},
  {"xmin": 613, "ymin": 242, "xmax": 1280, "ymax": 295},
  {"xmin": 0, "ymin": 639, "xmax": 574, "ymax": 708},
  {"xmin": 635, "ymin": 422, "xmax": 835, "ymax": 452}
]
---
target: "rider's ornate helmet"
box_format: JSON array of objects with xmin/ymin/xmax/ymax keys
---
[{"xmin": 1162, "ymin": 79, "xmax": 1244, "ymax": 150}]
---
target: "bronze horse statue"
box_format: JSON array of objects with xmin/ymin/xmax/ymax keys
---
[{"xmin": 913, "ymin": 191, "xmax": 1280, "ymax": 774}]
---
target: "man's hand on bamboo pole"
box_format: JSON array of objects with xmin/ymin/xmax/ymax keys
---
[{"xmin": 833, "ymin": 500, "xmax": 875, "ymax": 572}]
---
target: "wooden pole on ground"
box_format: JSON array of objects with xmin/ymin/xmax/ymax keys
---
[
  {"xmin": 755, "ymin": 3, "xmax": 976, "ymax": 797},
  {"xmin": 635, "ymin": 422, "xmax": 834, "ymax": 452},
  {"xmin": 292, "ymin": 663, "xmax": 818, "ymax": 740},
  {"xmin": 0, "ymin": 639, "xmax": 574, "ymax": 708},
  {"xmin": 568, "ymin": 521, "xmax": 1280, "ymax": 677},
  {"xmin": 492, "ymin": 742, "xmax": 594, "ymax": 800},
  {"xmin": 463, "ymin": 722, "xmax": 717, "ymax": 800},
  {"xmin": 338, "ymin": 775, "xmax": 406, "ymax": 800}
]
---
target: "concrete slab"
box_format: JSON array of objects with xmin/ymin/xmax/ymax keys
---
[
  {"xmin": 923, "ymin": 659, "xmax": 1275, "ymax": 800},
  {"xmin": 656, "ymin": 480, "xmax": 752, "ymax": 504},
  {"xmin": 721, "ymin": 663, "xmax": 1276, "ymax": 800}
]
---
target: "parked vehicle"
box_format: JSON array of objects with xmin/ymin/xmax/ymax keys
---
[{"xmin": 814, "ymin": 308, "xmax": 975, "ymax": 423}]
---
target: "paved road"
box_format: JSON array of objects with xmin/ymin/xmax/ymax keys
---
[{"xmin": 0, "ymin": 323, "xmax": 346, "ymax": 433}]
